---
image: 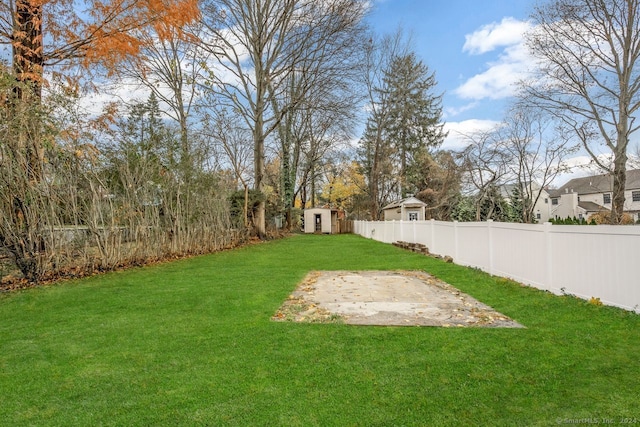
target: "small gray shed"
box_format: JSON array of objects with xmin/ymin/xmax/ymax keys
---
[
  {"xmin": 382, "ymin": 196, "xmax": 428, "ymax": 221},
  {"xmin": 303, "ymin": 208, "xmax": 338, "ymax": 234}
]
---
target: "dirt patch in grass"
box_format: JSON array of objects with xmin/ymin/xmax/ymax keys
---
[{"xmin": 273, "ymin": 270, "xmax": 524, "ymax": 327}]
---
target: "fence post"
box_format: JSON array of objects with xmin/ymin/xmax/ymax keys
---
[
  {"xmin": 487, "ymin": 220, "xmax": 494, "ymax": 275},
  {"xmin": 413, "ymin": 219, "xmax": 417, "ymax": 244},
  {"xmin": 544, "ymin": 222, "xmax": 553, "ymax": 292},
  {"xmin": 387, "ymin": 220, "xmax": 392, "ymax": 243},
  {"xmin": 454, "ymin": 220, "xmax": 459, "ymax": 262},
  {"xmin": 399, "ymin": 220, "xmax": 403, "ymax": 242},
  {"xmin": 430, "ymin": 219, "xmax": 435, "ymax": 253}
]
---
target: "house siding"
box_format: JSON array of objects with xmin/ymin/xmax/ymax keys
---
[
  {"xmin": 623, "ymin": 190, "xmax": 640, "ymax": 215},
  {"xmin": 532, "ymin": 190, "xmax": 552, "ymax": 223},
  {"xmin": 303, "ymin": 208, "xmax": 336, "ymax": 234},
  {"xmin": 381, "ymin": 197, "xmax": 427, "ymax": 221},
  {"xmin": 384, "ymin": 209, "xmax": 402, "ymax": 221},
  {"xmin": 550, "ymin": 169, "xmax": 640, "ymax": 221}
]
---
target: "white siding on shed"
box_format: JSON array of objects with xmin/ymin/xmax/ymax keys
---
[{"xmin": 303, "ymin": 208, "xmax": 337, "ymax": 233}]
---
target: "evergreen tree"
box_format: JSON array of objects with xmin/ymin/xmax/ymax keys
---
[
  {"xmin": 480, "ymin": 185, "xmax": 511, "ymax": 222},
  {"xmin": 408, "ymin": 148, "xmax": 461, "ymax": 220},
  {"xmin": 451, "ymin": 195, "xmax": 476, "ymax": 222},
  {"xmin": 508, "ymin": 186, "xmax": 525, "ymax": 223},
  {"xmin": 380, "ymin": 53, "xmax": 446, "ymax": 196}
]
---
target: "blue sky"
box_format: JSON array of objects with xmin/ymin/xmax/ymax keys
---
[{"xmin": 366, "ymin": 0, "xmax": 536, "ymax": 150}]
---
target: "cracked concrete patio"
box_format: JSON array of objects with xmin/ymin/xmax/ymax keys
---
[{"xmin": 273, "ymin": 270, "xmax": 524, "ymax": 328}]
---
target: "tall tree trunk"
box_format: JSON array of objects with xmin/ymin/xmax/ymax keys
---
[
  {"xmin": 253, "ymin": 116, "xmax": 266, "ymax": 238},
  {"xmin": 310, "ymin": 163, "xmax": 316, "ymax": 208},
  {"xmin": 12, "ymin": 0, "xmax": 44, "ymax": 182},
  {"xmin": 282, "ymin": 138, "xmax": 293, "ymax": 229},
  {"xmin": 369, "ymin": 130, "xmax": 382, "ymax": 220},
  {"xmin": 272, "ymin": 79, "xmax": 296, "ymax": 231},
  {"xmin": 243, "ymin": 183, "xmax": 249, "ymax": 228},
  {"xmin": 13, "ymin": 0, "xmax": 43, "ymax": 99},
  {"xmin": 611, "ymin": 150, "xmax": 628, "ymax": 224},
  {"xmin": 611, "ymin": 90, "xmax": 630, "ymax": 224}
]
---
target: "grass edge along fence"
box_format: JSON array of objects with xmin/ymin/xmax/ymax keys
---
[{"xmin": 354, "ymin": 219, "xmax": 640, "ymax": 313}]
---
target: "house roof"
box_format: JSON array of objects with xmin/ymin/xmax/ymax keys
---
[
  {"xmin": 577, "ymin": 201, "xmax": 609, "ymax": 213},
  {"xmin": 498, "ymin": 182, "xmax": 545, "ymax": 199},
  {"xmin": 382, "ymin": 196, "xmax": 427, "ymax": 210},
  {"xmin": 550, "ymin": 169, "xmax": 640, "ymax": 196}
]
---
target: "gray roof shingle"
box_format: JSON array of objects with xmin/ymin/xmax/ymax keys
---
[
  {"xmin": 551, "ymin": 169, "xmax": 640, "ymax": 196},
  {"xmin": 382, "ymin": 196, "xmax": 427, "ymax": 210},
  {"xmin": 577, "ymin": 201, "xmax": 609, "ymax": 213}
]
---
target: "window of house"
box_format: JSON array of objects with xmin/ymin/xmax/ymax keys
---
[
  {"xmin": 536, "ymin": 213, "xmax": 541, "ymax": 220},
  {"xmin": 604, "ymin": 193, "xmax": 611, "ymax": 204},
  {"xmin": 408, "ymin": 212, "xmax": 418, "ymax": 221},
  {"xmin": 552, "ymin": 198, "xmax": 558, "ymax": 205},
  {"xmin": 633, "ymin": 191, "xmax": 640, "ymax": 202},
  {"xmin": 544, "ymin": 198, "xmax": 548, "ymax": 204}
]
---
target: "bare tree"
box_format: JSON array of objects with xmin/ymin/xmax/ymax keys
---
[
  {"xmin": 296, "ymin": 104, "xmax": 353, "ymax": 209},
  {"xmin": 496, "ymin": 105, "xmax": 578, "ymax": 223},
  {"xmin": 96, "ymin": 94, "xmax": 236, "ymax": 262},
  {"xmin": 116, "ymin": 23, "xmax": 207, "ymax": 165},
  {"xmin": 525, "ymin": 0, "xmax": 640, "ymax": 223},
  {"xmin": 270, "ymin": 18, "xmax": 366, "ymax": 228},
  {"xmin": 1, "ymin": 0, "xmax": 200, "ymax": 181},
  {"xmin": 408, "ymin": 150, "xmax": 462, "ymax": 221},
  {"xmin": 204, "ymin": 107, "xmax": 254, "ymax": 229},
  {"xmin": 198, "ymin": 0, "xmax": 367, "ymax": 236},
  {"xmin": 357, "ymin": 30, "xmax": 412, "ymax": 219},
  {"xmin": 457, "ymin": 131, "xmax": 510, "ymax": 221}
]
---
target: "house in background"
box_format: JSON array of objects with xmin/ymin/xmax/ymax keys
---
[
  {"xmin": 382, "ymin": 196, "xmax": 428, "ymax": 221},
  {"xmin": 499, "ymin": 183, "xmax": 553, "ymax": 223},
  {"xmin": 549, "ymin": 169, "xmax": 640, "ymax": 222},
  {"xmin": 303, "ymin": 207, "xmax": 339, "ymax": 234}
]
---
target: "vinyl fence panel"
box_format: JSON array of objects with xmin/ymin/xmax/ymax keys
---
[{"xmin": 353, "ymin": 220, "xmax": 640, "ymax": 313}]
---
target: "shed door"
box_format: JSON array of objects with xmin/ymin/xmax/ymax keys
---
[{"xmin": 315, "ymin": 214, "xmax": 322, "ymax": 232}]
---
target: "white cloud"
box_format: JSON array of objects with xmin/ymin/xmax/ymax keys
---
[
  {"xmin": 77, "ymin": 79, "xmax": 151, "ymax": 116},
  {"xmin": 551, "ymin": 154, "xmax": 622, "ymax": 187},
  {"xmin": 441, "ymin": 119, "xmax": 500, "ymax": 151},
  {"xmin": 455, "ymin": 19, "xmax": 533, "ymax": 101},
  {"xmin": 444, "ymin": 101, "xmax": 479, "ymax": 118},
  {"xmin": 463, "ymin": 17, "xmax": 532, "ymax": 55}
]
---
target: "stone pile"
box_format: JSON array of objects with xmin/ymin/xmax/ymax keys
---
[
  {"xmin": 392, "ymin": 241, "xmax": 453, "ymax": 263},
  {"xmin": 392, "ymin": 241, "xmax": 430, "ymax": 254}
]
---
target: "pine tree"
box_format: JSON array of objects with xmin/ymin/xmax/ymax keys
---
[
  {"xmin": 509, "ymin": 186, "xmax": 525, "ymax": 223},
  {"xmin": 380, "ymin": 53, "xmax": 446, "ymax": 196}
]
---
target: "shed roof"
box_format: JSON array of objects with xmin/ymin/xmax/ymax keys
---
[
  {"xmin": 305, "ymin": 207, "xmax": 338, "ymax": 212},
  {"xmin": 382, "ymin": 196, "xmax": 427, "ymax": 210}
]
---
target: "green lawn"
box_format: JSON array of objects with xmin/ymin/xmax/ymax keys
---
[{"xmin": 1, "ymin": 234, "xmax": 638, "ymax": 426}]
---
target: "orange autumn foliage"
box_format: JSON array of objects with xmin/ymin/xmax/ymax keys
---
[
  {"xmin": 1, "ymin": 0, "xmax": 200, "ymax": 78},
  {"xmin": 83, "ymin": 0, "xmax": 200, "ymax": 70}
]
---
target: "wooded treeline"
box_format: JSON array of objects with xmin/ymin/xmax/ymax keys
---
[
  {"xmin": 0, "ymin": 0, "xmax": 375, "ymax": 283},
  {"xmin": 1, "ymin": 0, "xmax": 639, "ymax": 283}
]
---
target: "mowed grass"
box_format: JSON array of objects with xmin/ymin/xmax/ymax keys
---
[{"xmin": 1, "ymin": 234, "xmax": 639, "ymax": 426}]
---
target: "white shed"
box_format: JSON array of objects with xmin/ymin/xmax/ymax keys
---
[
  {"xmin": 303, "ymin": 208, "xmax": 338, "ymax": 234},
  {"xmin": 382, "ymin": 196, "xmax": 427, "ymax": 221}
]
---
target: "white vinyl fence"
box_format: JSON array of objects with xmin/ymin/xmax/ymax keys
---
[{"xmin": 354, "ymin": 220, "xmax": 640, "ymax": 313}]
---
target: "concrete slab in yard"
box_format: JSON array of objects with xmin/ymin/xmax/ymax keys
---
[{"xmin": 272, "ymin": 271, "xmax": 524, "ymax": 328}]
